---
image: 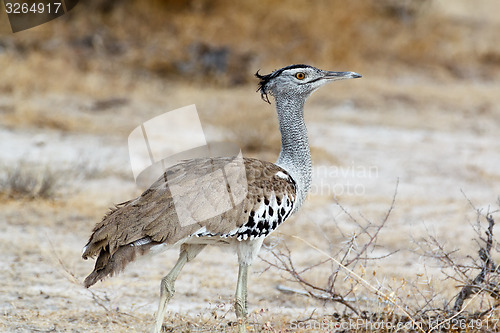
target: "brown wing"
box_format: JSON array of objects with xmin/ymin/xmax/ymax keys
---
[{"xmin": 82, "ymin": 157, "xmax": 296, "ymax": 287}]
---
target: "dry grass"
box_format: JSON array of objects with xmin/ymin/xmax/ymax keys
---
[
  {"xmin": 260, "ymin": 193, "xmax": 500, "ymax": 330},
  {"xmin": 0, "ymin": 162, "xmax": 61, "ymax": 199},
  {"xmin": 2, "ymin": 0, "xmax": 500, "ymax": 88}
]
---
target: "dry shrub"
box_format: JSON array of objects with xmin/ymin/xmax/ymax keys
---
[
  {"xmin": 0, "ymin": 159, "xmax": 105, "ymax": 199},
  {"xmin": 261, "ymin": 184, "xmax": 398, "ymax": 315},
  {"xmin": 3, "ymin": 0, "xmax": 497, "ymax": 88},
  {"xmin": 260, "ymin": 189, "xmax": 500, "ymax": 332},
  {"xmin": 0, "ymin": 163, "xmax": 60, "ymax": 199}
]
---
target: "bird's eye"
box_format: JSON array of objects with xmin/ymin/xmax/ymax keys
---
[{"xmin": 295, "ymin": 72, "xmax": 306, "ymax": 80}]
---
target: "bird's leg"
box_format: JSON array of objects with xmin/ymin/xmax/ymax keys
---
[
  {"xmin": 154, "ymin": 244, "xmax": 205, "ymax": 333},
  {"xmin": 154, "ymin": 253, "xmax": 187, "ymax": 333},
  {"xmin": 234, "ymin": 238, "xmax": 264, "ymax": 333},
  {"xmin": 235, "ymin": 263, "xmax": 249, "ymax": 333}
]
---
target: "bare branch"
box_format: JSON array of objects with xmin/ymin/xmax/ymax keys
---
[{"xmin": 453, "ymin": 214, "xmax": 498, "ymax": 311}]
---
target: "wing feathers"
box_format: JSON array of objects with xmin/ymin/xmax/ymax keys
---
[{"xmin": 82, "ymin": 157, "xmax": 296, "ymax": 286}]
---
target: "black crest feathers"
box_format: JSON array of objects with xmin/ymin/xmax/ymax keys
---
[
  {"xmin": 255, "ymin": 64, "xmax": 312, "ymax": 104},
  {"xmin": 255, "ymin": 70, "xmax": 271, "ymax": 104}
]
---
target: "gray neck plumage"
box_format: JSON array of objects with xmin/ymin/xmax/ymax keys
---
[{"xmin": 274, "ymin": 93, "xmax": 312, "ymax": 211}]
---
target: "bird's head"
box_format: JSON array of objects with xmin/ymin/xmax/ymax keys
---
[{"xmin": 256, "ymin": 64, "xmax": 361, "ymax": 103}]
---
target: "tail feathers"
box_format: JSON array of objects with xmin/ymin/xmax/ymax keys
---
[
  {"xmin": 84, "ymin": 243, "xmax": 154, "ymax": 288},
  {"xmin": 82, "ymin": 238, "xmax": 108, "ymax": 260}
]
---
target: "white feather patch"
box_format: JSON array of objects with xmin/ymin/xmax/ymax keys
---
[
  {"xmin": 275, "ymin": 171, "xmax": 289, "ymax": 179},
  {"xmin": 131, "ymin": 237, "xmax": 152, "ymax": 247}
]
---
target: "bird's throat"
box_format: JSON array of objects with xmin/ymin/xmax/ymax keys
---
[{"xmin": 274, "ymin": 95, "xmax": 313, "ymax": 211}]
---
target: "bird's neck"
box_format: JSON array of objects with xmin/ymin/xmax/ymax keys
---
[{"xmin": 274, "ymin": 94, "xmax": 312, "ymax": 211}]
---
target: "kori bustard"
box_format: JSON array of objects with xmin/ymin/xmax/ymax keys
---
[{"xmin": 82, "ymin": 64, "xmax": 361, "ymax": 332}]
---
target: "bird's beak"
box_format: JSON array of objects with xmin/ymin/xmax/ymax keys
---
[{"xmin": 323, "ymin": 71, "xmax": 362, "ymax": 81}]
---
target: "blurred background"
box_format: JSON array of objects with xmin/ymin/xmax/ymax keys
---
[{"xmin": 1, "ymin": 0, "xmax": 499, "ymax": 331}]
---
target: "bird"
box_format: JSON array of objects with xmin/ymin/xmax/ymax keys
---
[{"xmin": 82, "ymin": 64, "xmax": 361, "ymax": 332}]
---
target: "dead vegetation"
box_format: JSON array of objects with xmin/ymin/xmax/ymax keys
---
[
  {"xmin": 0, "ymin": 162, "xmax": 61, "ymax": 199},
  {"xmin": 257, "ymin": 191, "xmax": 500, "ymax": 332},
  {"xmin": 416, "ymin": 198, "xmax": 500, "ymax": 315},
  {"xmin": 1, "ymin": 0, "xmax": 500, "ymax": 90},
  {"xmin": 262, "ymin": 184, "xmax": 398, "ymax": 316}
]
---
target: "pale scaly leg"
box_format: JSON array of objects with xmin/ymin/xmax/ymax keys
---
[
  {"xmin": 235, "ymin": 263, "xmax": 249, "ymax": 333},
  {"xmin": 234, "ymin": 238, "xmax": 264, "ymax": 333},
  {"xmin": 153, "ymin": 244, "xmax": 205, "ymax": 333}
]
